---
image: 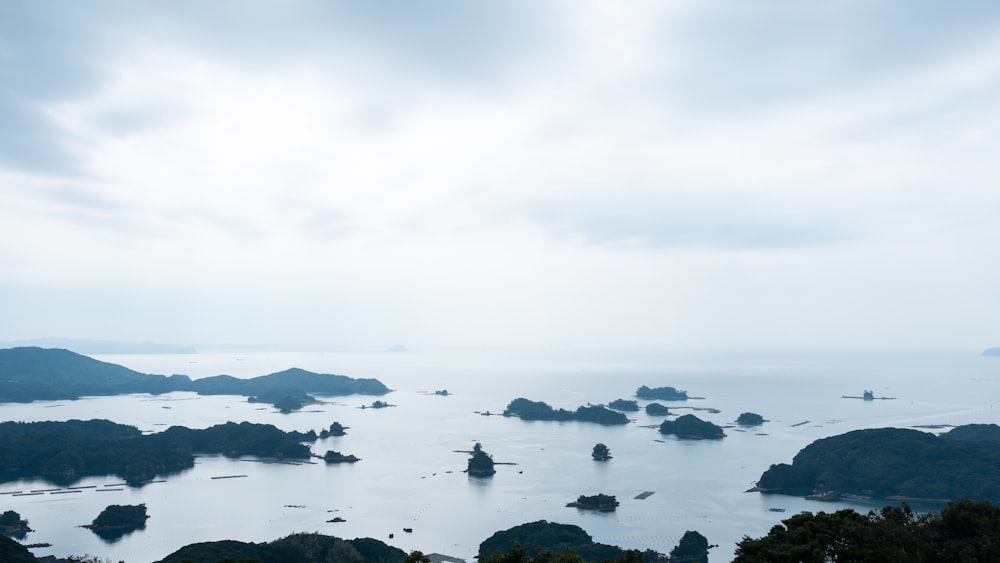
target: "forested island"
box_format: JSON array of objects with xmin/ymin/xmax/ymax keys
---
[
  {"xmin": 503, "ymin": 398, "xmax": 629, "ymax": 425},
  {"xmin": 592, "ymin": 443, "xmax": 611, "ymax": 461},
  {"xmin": 659, "ymin": 414, "xmax": 725, "ymax": 440},
  {"xmin": 636, "ymin": 385, "xmax": 688, "ymax": 401},
  {"xmin": 0, "ymin": 510, "xmax": 30, "ymax": 539},
  {"xmin": 754, "ymin": 425, "xmax": 1000, "ymax": 501},
  {"xmin": 736, "ymin": 412, "xmax": 764, "ymax": 426},
  {"xmin": 607, "ymin": 399, "xmax": 639, "ymax": 412},
  {"xmin": 645, "ymin": 403, "xmax": 669, "ymax": 416},
  {"xmin": 0, "ymin": 347, "xmax": 389, "ymax": 403},
  {"xmin": 567, "ymin": 493, "xmax": 619, "ymax": 512},
  {"xmin": 323, "ymin": 450, "xmax": 360, "ymax": 464},
  {"xmin": 467, "ymin": 442, "xmax": 496, "ymax": 477},
  {"xmin": 84, "ymin": 504, "xmax": 149, "ymax": 540},
  {"xmin": 0, "ymin": 419, "xmax": 317, "ymax": 485}
]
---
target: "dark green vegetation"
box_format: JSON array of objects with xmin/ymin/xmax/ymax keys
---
[
  {"xmin": 0, "ymin": 347, "xmax": 389, "ymax": 403},
  {"xmin": 635, "ymin": 385, "xmax": 688, "ymax": 401},
  {"xmin": 735, "ymin": 412, "xmax": 764, "ymax": 426},
  {"xmin": 591, "ymin": 443, "xmax": 611, "ymax": 461},
  {"xmin": 659, "ymin": 415, "xmax": 724, "ymax": 440},
  {"xmin": 644, "ymin": 403, "xmax": 669, "ymax": 416},
  {"xmin": 755, "ymin": 426, "xmax": 1000, "ymax": 501},
  {"xmin": 478, "ymin": 520, "xmax": 662, "ymax": 563},
  {"xmin": 669, "ymin": 531, "xmax": 710, "ymax": 563},
  {"xmin": 504, "ymin": 398, "xmax": 628, "ymax": 425},
  {"xmin": 249, "ymin": 390, "xmax": 319, "ymax": 413},
  {"xmin": 320, "ymin": 422, "xmax": 347, "ymax": 438},
  {"xmin": 89, "ymin": 503, "xmax": 149, "ymax": 529},
  {"xmin": 0, "ymin": 510, "xmax": 30, "ymax": 539},
  {"xmin": 0, "ymin": 534, "xmax": 37, "ymax": 563},
  {"xmin": 566, "ymin": 494, "xmax": 618, "ymax": 512},
  {"xmin": 734, "ymin": 500, "xmax": 1000, "ymax": 563},
  {"xmin": 323, "ymin": 450, "xmax": 360, "ymax": 463},
  {"xmin": 607, "ymin": 399, "xmax": 639, "ymax": 412},
  {"xmin": 468, "ymin": 442, "xmax": 496, "ymax": 477},
  {"xmin": 156, "ymin": 532, "xmax": 407, "ymax": 563},
  {"xmin": 0, "ymin": 419, "xmax": 315, "ymax": 486}
]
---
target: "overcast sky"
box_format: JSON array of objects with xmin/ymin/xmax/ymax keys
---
[{"xmin": 2, "ymin": 1, "xmax": 999, "ymax": 351}]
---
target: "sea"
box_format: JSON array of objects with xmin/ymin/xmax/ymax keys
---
[{"xmin": 1, "ymin": 347, "xmax": 997, "ymax": 562}]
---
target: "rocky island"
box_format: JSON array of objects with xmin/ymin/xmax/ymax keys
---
[
  {"xmin": 0, "ymin": 419, "xmax": 317, "ymax": 486},
  {"xmin": 592, "ymin": 443, "xmax": 612, "ymax": 461},
  {"xmin": 323, "ymin": 450, "xmax": 360, "ymax": 464},
  {"xmin": 319, "ymin": 422, "xmax": 347, "ymax": 438},
  {"xmin": 83, "ymin": 504, "xmax": 149, "ymax": 540},
  {"xmin": 736, "ymin": 412, "xmax": 764, "ymax": 426},
  {"xmin": 467, "ymin": 442, "xmax": 496, "ymax": 477},
  {"xmin": 645, "ymin": 403, "xmax": 669, "ymax": 416},
  {"xmin": 659, "ymin": 414, "xmax": 725, "ymax": 440},
  {"xmin": 607, "ymin": 399, "xmax": 639, "ymax": 412},
  {"xmin": 0, "ymin": 510, "xmax": 30, "ymax": 539}
]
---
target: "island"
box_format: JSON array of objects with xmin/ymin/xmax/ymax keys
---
[
  {"xmin": 362, "ymin": 400, "xmax": 395, "ymax": 409},
  {"xmin": 434, "ymin": 389, "xmax": 450, "ymax": 396},
  {"xmin": 322, "ymin": 450, "xmax": 360, "ymax": 464},
  {"xmin": 607, "ymin": 399, "xmax": 639, "ymax": 412},
  {"xmin": 83, "ymin": 504, "xmax": 149, "ymax": 540},
  {"xmin": 636, "ymin": 385, "xmax": 688, "ymax": 401},
  {"xmin": 0, "ymin": 347, "xmax": 390, "ymax": 403},
  {"xmin": 592, "ymin": 443, "xmax": 612, "ymax": 461},
  {"xmin": 0, "ymin": 419, "xmax": 317, "ymax": 486},
  {"xmin": 659, "ymin": 414, "xmax": 725, "ymax": 440},
  {"xmin": 0, "ymin": 510, "xmax": 30, "ymax": 539},
  {"xmin": 248, "ymin": 390, "xmax": 319, "ymax": 413},
  {"xmin": 669, "ymin": 531, "xmax": 711, "ymax": 563},
  {"xmin": 467, "ymin": 442, "xmax": 496, "ymax": 477},
  {"xmin": 736, "ymin": 412, "xmax": 764, "ymax": 426},
  {"xmin": 319, "ymin": 422, "xmax": 347, "ymax": 438},
  {"xmin": 753, "ymin": 426, "xmax": 1000, "ymax": 502},
  {"xmin": 503, "ymin": 398, "xmax": 629, "ymax": 425},
  {"xmin": 644, "ymin": 403, "xmax": 669, "ymax": 416},
  {"xmin": 567, "ymin": 493, "xmax": 619, "ymax": 512}
]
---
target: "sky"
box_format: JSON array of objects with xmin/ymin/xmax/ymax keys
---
[{"xmin": 2, "ymin": 1, "xmax": 999, "ymax": 351}]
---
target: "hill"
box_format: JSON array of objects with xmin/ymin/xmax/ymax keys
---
[
  {"xmin": 0, "ymin": 347, "xmax": 388, "ymax": 403},
  {"xmin": 754, "ymin": 426, "xmax": 1000, "ymax": 501}
]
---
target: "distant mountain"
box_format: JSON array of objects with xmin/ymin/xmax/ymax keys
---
[
  {"xmin": 0, "ymin": 347, "xmax": 389, "ymax": 403},
  {"xmin": 0, "ymin": 337, "xmax": 196, "ymax": 354},
  {"xmin": 983, "ymin": 347, "xmax": 1000, "ymax": 357}
]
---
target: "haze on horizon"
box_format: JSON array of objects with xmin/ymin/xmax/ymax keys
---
[{"xmin": 2, "ymin": 1, "xmax": 999, "ymax": 352}]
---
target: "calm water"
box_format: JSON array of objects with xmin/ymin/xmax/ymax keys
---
[{"xmin": 1, "ymin": 348, "xmax": 998, "ymax": 562}]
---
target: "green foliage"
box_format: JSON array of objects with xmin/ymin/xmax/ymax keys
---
[
  {"xmin": 0, "ymin": 510, "xmax": 30, "ymax": 540},
  {"xmin": 734, "ymin": 500, "xmax": 1000, "ymax": 563},
  {"xmin": 91, "ymin": 504, "xmax": 148, "ymax": 529},
  {"xmin": 659, "ymin": 415, "xmax": 724, "ymax": 440},
  {"xmin": 669, "ymin": 531, "xmax": 709, "ymax": 563},
  {"xmin": 0, "ymin": 534, "xmax": 37, "ymax": 563},
  {"xmin": 478, "ymin": 521, "xmax": 634, "ymax": 563},
  {"xmin": 570, "ymin": 494, "xmax": 618, "ymax": 511},
  {"xmin": 635, "ymin": 385, "xmax": 688, "ymax": 401},
  {"xmin": 754, "ymin": 427, "xmax": 1000, "ymax": 501}
]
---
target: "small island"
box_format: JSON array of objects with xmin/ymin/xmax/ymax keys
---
[
  {"xmin": 636, "ymin": 385, "xmax": 688, "ymax": 401},
  {"xmin": 503, "ymin": 398, "xmax": 629, "ymax": 425},
  {"xmin": 659, "ymin": 414, "xmax": 725, "ymax": 440},
  {"xmin": 467, "ymin": 442, "xmax": 496, "ymax": 477},
  {"xmin": 644, "ymin": 403, "xmax": 669, "ymax": 416},
  {"xmin": 323, "ymin": 450, "xmax": 360, "ymax": 464},
  {"xmin": 319, "ymin": 422, "xmax": 347, "ymax": 438},
  {"xmin": 248, "ymin": 390, "xmax": 319, "ymax": 413},
  {"xmin": 592, "ymin": 443, "xmax": 612, "ymax": 461},
  {"xmin": 83, "ymin": 504, "xmax": 148, "ymax": 540},
  {"xmin": 0, "ymin": 510, "xmax": 31, "ymax": 539},
  {"xmin": 567, "ymin": 493, "xmax": 619, "ymax": 512},
  {"xmin": 434, "ymin": 389, "xmax": 450, "ymax": 396},
  {"xmin": 736, "ymin": 412, "xmax": 764, "ymax": 426},
  {"xmin": 362, "ymin": 400, "xmax": 395, "ymax": 409},
  {"xmin": 607, "ymin": 399, "xmax": 639, "ymax": 412}
]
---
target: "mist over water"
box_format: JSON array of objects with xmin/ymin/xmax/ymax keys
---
[{"xmin": 2, "ymin": 348, "xmax": 997, "ymax": 562}]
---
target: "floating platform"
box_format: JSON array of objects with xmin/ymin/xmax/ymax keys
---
[{"xmin": 634, "ymin": 491, "xmax": 655, "ymax": 500}]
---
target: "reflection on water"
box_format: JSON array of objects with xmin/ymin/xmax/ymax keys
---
[{"xmin": 0, "ymin": 348, "xmax": 997, "ymax": 562}]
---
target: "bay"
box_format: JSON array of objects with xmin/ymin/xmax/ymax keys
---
[{"xmin": 1, "ymin": 347, "xmax": 997, "ymax": 562}]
